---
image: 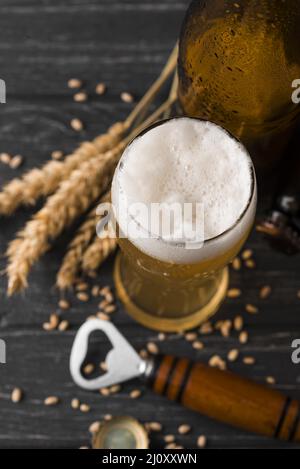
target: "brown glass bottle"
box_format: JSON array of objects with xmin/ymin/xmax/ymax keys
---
[{"xmin": 178, "ymin": 0, "xmax": 300, "ymax": 166}]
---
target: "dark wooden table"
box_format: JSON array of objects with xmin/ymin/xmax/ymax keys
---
[{"xmin": 0, "ymin": 0, "xmax": 300, "ymax": 449}]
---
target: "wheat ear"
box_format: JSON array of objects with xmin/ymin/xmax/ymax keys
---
[
  {"xmin": 6, "ymin": 94, "xmax": 175, "ymax": 295},
  {"xmin": 0, "ymin": 45, "xmax": 177, "ymax": 217},
  {"xmin": 0, "ymin": 122, "xmax": 125, "ymax": 216},
  {"xmin": 56, "ymin": 191, "xmax": 111, "ymax": 290},
  {"xmin": 81, "ymin": 233, "xmax": 117, "ymax": 274},
  {"xmin": 6, "ymin": 144, "xmax": 123, "ymax": 295}
]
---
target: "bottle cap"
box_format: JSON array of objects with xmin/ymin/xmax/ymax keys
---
[{"xmin": 92, "ymin": 416, "xmax": 149, "ymax": 449}]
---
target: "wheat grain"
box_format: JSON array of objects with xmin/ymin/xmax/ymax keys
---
[
  {"xmin": 95, "ymin": 83, "xmax": 106, "ymax": 95},
  {"xmin": 70, "ymin": 118, "xmax": 84, "ymax": 131},
  {"xmin": 0, "ymin": 153, "xmax": 12, "ymax": 164},
  {"xmin": 71, "ymin": 398, "xmax": 80, "ymax": 409},
  {"xmin": 178, "ymin": 424, "xmax": 191, "ymax": 435},
  {"xmin": 51, "ymin": 150, "xmax": 64, "ymax": 161},
  {"xmin": 11, "ymin": 387, "xmax": 23, "ymax": 403},
  {"xmin": 74, "ymin": 92, "xmax": 88, "ymax": 102},
  {"xmin": 10, "ymin": 155, "xmax": 23, "ymax": 169},
  {"xmin": 80, "ymin": 403, "xmax": 91, "ymax": 413},
  {"xmin": 68, "ymin": 78, "xmax": 82, "ymax": 89},
  {"xmin": 89, "ymin": 421, "xmax": 101, "ymax": 434},
  {"xmin": 58, "ymin": 320, "xmax": 69, "ymax": 331},
  {"xmin": 130, "ymin": 389, "xmax": 141, "ymax": 399},
  {"xmin": 44, "ymin": 396, "xmax": 59, "ymax": 406},
  {"xmin": 197, "ymin": 435, "xmax": 207, "ymax": 448},
  {"xmin": 121, "ymin": 92, "xmax": 134, "ymax": 103}
]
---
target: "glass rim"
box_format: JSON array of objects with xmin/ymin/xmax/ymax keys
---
[{"xmin": 114, "ymin": 116, "xmax": 257, "ymax": 248}]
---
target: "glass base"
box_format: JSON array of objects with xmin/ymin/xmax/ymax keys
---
[{"xmin": 114, "ymin": 252, "xmax": 229, "ymax": 332}]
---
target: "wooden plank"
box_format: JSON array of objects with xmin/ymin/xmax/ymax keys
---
[{"xmin": 0, "ymin": 0, "xmax": 300, "ymax": 449}]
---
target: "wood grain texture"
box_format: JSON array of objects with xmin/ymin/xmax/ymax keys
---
[{"xmin": 0, "ymin": 0, "xmax": 300, "ymax": 449}]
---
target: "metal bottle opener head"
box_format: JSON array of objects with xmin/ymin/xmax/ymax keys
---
[{"xmin": 70, "ymin": 319, "xmax": 149, "ymax": 391}]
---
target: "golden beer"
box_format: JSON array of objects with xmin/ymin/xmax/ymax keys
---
[
  {"xmin": 112, "ymin": 118, "xmax": 257, "ymax": 332},
  {"xmin": 178, "ymin": 0, "xmax": 300, "ymax": 166}
]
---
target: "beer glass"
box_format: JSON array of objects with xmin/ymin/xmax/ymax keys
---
[{"xmin": 112, "ymin": 118, "xmax": 257, "ymax": 332}]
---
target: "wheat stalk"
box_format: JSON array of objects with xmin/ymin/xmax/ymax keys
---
[
  {"xmin": 6, "ymin": 96, "xmax": 176, "ymax": 295},
  {"xmin": 81, "ymin": 231, "xmax": 117, "ymax": 274},
  {"xmin": 56, "ymin": 191, "xmax": 111, "ymax": 290},
  {"xmin": 0, "ymin": 45, "xmax": 178, "ymax": 217},
  {"xmin": 0, "ymin": 122, "xmax": 125, "ymax": 216},
  {"xmin": 6, "ymin": 145, "xmax": 123, "ymax": 295}
]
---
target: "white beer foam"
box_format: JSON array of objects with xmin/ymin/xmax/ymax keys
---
[{"xmin": 112, "ymin": 118, "xmax": 256, "ymax": 264}]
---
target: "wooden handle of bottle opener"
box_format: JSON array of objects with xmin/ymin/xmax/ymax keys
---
[{"xmin": 146, "ymin": 355, "xmax": 300, "ymax": 442}]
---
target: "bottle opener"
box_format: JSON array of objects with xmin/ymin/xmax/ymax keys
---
[{"xmin": 70, "ymin": 319, "xmax": 300, "ymax": 443}]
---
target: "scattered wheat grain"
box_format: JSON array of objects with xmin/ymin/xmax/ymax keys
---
[
  {"xmin": 11, "ymin": 387, "xmax": 23, "ymax": 403},
  {"xmin": 227, "ymin": 349, "xmax": 239, "ymax": 362},
  {"xmin": 104, "ymin": 304, "xmax": 116, "ymax": 314},
  {"xmin": 178, "ymin": 424, "xmax": 191, "ymax": 435},
  {"xmin": 80, "ymin": 403, "xmax": 90, "ymax": 413},
  {"xmin": 74, "ymin": 92, "xmax": 87, "ymax": 102},
  {"xmin": 44, "ymin": 396, "xmax": 59, "ymax": 406},
  {"xmin": 209, "ymin": 355, "xmax": 226, "ymax": 370},
  {"xmin": 239, "ymin": 331, "xmax": 248, "ymax": 344},
  {"xmin": 234, "ymin": 315, "xmax": 243, "ymax": 331},
  {"xmin": 199, "ymin": 322, "xmax": 213, "ymax": 335},
  {"xmin": 10, "ymin": 155, "xmax": 23, "ymax": 169},
  {"xmin": 148, "ymin": 422, "xmax": 162, "ymax": 432},
  {"xmin": 59, "ymin": 299, "xmax": 70, "ymax": 310},
  {"xmin": 164, "ymin": 434, "xmax": 175, "ymax": 443},
  {"xmin": 95, "ymin": 83, "xmax": 106, "ymax": 95},
  {"xmin": 51, "ymin": 150, "xmax": 63, "ymax": 160},
  {"xmin": 193, "ymin": 341, "xmax": 204, "ymax": 350},
  {"xmin": 197, "ymin": 435, "xmax": 207, "ymax": 448},
  {"xmin": 97, "ymin": 312, "xmax": 110, "ymax": 321},
  {"xmin": 68, "ymin": 78, "xmax": 82, "ymax": 89},
  {"xmin": 260, "ymin": 285, "xmax": 271, "ymax": 299},
  {"xmin": 99, "ymin": 361, "xmax": 107, "ymax": 371},
  {"xmin": 243, "ymin": 356, "xmax": 255, "ymax": 365},
  {"xmin": 76, "ymin": 282, "xmax": 89, "ymax": 292},
  {"xmin": 130, "ymin": 389, "xmax": 141, "ymax": 399},
  {"xmin": 71, "ymin": 398, "xmax": 80, "ymax": 409},
  {"xmin": 89, "ymin": 421, "xmax": 101, "ymax": 434},
  {"xmin": 227, "ymin": 288, "xmax": 241, "ymax": 298},
  {"xmin": 245, "ymin": 259, "xmax": 256, "ymax": 269},
  {"xmin": 77, "ymin": 292, "xmax": 89, "ymax": 302},
  {"xmin": 241, "ymin": 249, "xmax": 253, "ymax": 260},
  {"xmin": 91, "ymin": 286, "xmax": 100, "ymax": 297},
  {"xmin": 110, "ymin": 385, "xmax": 121, "ymax": 394},
  {"xmin": 0, "ymin": 153, "xmax": 11, "ymax": 164},
  {"xmin": 185, "ymin": 332, "xmax": 197, "ymax": 342},
  {"xmin": 70, "ymin": 118, "xmax": 83, "ymax": 131},
  {"xmin": 266, "ymin": 376, "xmax": 276, "ymax": 385},
  {"xmin": 58, "ymin": 320, "xmax": 69, "ymax": 331},
  {"xmin": 121, "ymin": 92, "xmax": 134, "ymax": 103},
  {"xmin": 245, "ymin": 304, "xmax": 259, "ymax": 314},
  {"xmin": 232, "ymin": 257, "xmax": 241, "ymax": 271},
  {"xmin": 83, "ymin": 363, "xmax": 95, "ymax": 375},
  {"xmin": 147, "ymin": 342, "xmax": 159, "ymax": 355}
]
